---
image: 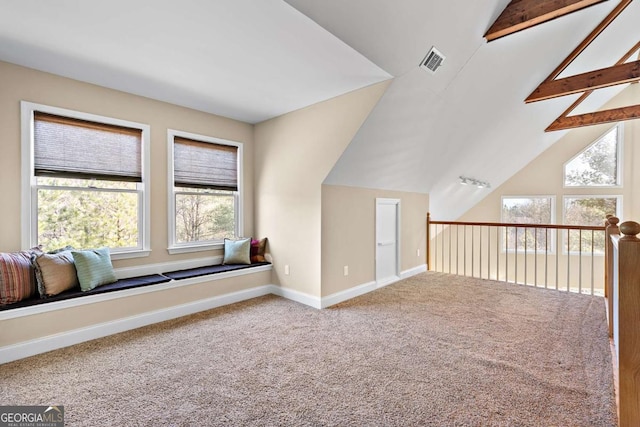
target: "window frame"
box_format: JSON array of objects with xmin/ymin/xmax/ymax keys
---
[
  {"xmin": 167, "ymin": 129, "xmax": 243, "ymax": 254},
  {"xmin": 562, "ymin": 123, "xmax": 623, "ymax": 189},
  {"xmin": 500, "ymin": 195, "xmax": 556, "ymax": 254},
  {"xmin": 21, "ymin": 101, "xmax": 151, "ymax": 260}
]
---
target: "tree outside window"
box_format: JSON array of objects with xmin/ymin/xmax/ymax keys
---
[
  {"xmin": 563, "ymin": 196, "xmax": 619, "ymax": 253},
  {"xmin": 564, "ymin": 126, "xmax": 620, "ymax": 187},
  {"xmin": 501, "ymin": 197, "xmax": 554, "ymax": 252}
]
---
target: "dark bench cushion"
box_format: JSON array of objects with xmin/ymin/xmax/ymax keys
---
[
  {"xmin": 0, "ymin": 274, "xmax": 171, "ymax": 311},
  {"xmin": 0, "ymin": 263, "xmax": 271, "ymax": 312},
  {"xmin": 163, "ymin": 262, "xmax": 271, "ymax": 280}
]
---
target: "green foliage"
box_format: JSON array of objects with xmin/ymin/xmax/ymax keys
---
[
  {"xmin": 37, "ymin": 188, "xmax": 139, "ymax": 251},
  {"xmin": 175, "ymin": 193, "xmax": 235, "ymax": 243},
  {"xmin": 37, "ymin": 179, "xmax": 237, "ymax": 251}
]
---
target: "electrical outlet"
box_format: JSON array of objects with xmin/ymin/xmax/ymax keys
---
[
  {"xmin": 284, "ymin": 265, "xmax": 290, "ymax": 275},
  {"xmin": 343, "ymin": 265, "xmax": 349, "ymax": 276},
  {"xmin": 417, "ymin": 249, "xmax": 420, "ymax": 257}
]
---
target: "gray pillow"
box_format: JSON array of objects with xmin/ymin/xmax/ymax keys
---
[
  {"xmin": 33, "ymin": 251, "xmax": 79, "ymax": 297},
  {"xmin": 223, "ymin": 238, "xmax": 251, "ymax": 265}
]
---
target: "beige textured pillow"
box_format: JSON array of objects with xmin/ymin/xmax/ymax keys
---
[{"xmin": 33, "ymin": 251, "xmax": 79, "ymax": 297}]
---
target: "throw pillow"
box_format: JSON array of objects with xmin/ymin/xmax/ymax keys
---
[
  {"xmin": 250, "ymin": 237, "xmax": 268, "ymax": 263},
  {"xmin": 72, "ymin": 248, "xmax": 117, "ymax": 292},
  {"xmin": 33, "ymin": 251, "xmax": 79, "ymax": 297},
  {"xmin": 0, "ymin": 247, "xmax": 42, "ymax": 305},
  {"xmin": 223, "ymin": 238, "xmax": 251, "ymax": 265}
]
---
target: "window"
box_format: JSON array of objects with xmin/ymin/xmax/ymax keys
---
[
  {"xmin": 21, "ymin": 102, "xmax": 150, "ymax": 258},
  {"xmin": 501, "ymin": 196, "xmax": 555, "ymax": 252},
  {"xmin": 563, "ymin": 196, "xmax": 620, "ymax": 253},
  {"xmin": 168, "ymin": 130, "xmax": 242, "ymax": 253},
  {"xmin": 564, "ymin": 125, "xmax": 621, "ymax": 187}
]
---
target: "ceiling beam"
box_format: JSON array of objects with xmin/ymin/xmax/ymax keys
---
[
  {"xmin": 555, "ymin": 40, "xmax": 640, "ymax": 117},
  {"xmin": 546, "ymin": 105, "xmax": 640, "ymax": 131},
  {"xmin": 542, "ymin": 0, "xmax": 631, "ymax": 81},
  {"xmin": 484, "ymin": 0, "xmax": 609, "ymax": 42},
  {"xmin": 526, "ymin": 60, "xmax": 640, "ymax": 103}
]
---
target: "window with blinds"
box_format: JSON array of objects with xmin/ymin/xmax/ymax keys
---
[
  {"xmin": 34, "ymin": 112, "xmax": 142, "ymax": 182},
  {"xmin": 22, "ymin": 102, "xmax": 149, "ymax": 255},
  {"xmin": 169, "ymin": 131, "xmax": 242, "ymax": 250},
  {"xmin": 173, "ymin": 137, "xmax": 238, "ymax": 191}
]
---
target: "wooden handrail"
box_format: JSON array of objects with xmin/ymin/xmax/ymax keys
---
[
  {"xmin": 426, "ymin": 213, "xmax": 608, "ymax": 286},
  {"xmin": 428, "ymin": 218, "xmax": 605, "ymax": 231}
]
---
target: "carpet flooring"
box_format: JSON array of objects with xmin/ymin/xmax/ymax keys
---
[{"xmin": 0, "ymin": 272, "xmax": 617, "ymax": 426}]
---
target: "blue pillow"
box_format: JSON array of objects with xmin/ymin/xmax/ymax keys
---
[
  {"xmin": 223, "ymin": 238, "xmax": 251, "ymax": 265},
  {"xmin": 72, "ymin": 248, "xmax": 117, "ymax": 291}
]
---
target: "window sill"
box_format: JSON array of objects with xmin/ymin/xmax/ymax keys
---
[
  {"xmin": 167, "ymin": 243, "xmax": 223, "ymax": 255},
  {"xmin": 111, "ymin": 249, "xmax": 152, "ymax": 260}
]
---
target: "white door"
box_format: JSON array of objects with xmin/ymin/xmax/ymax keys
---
[{"xmin": 376, "ymin": 198, "xmax": 400, "ymax": 287}]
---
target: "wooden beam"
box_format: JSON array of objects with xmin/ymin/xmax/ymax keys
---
[
  {"xmin": 527, "ymin": 60, "xmax": 640, "ymax": 103},
  {"xmin": 558, "ymin": 41, "xmax": 640, "ymax": 117},
  {"xmin": 543, "ymin": 0, "xmax": 631, "ymax": 81},
  {"xmin": 484, "ymin": 0, "xmax": 609, "ymax": 42},
  {"xmin": 546, "ymin": 104, "xmax": 640, "ymax": 131}
]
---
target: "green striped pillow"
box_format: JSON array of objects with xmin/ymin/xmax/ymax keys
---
[{"xmin": 72, "ymin": 248, "xmax": 117, "ymax": 291}]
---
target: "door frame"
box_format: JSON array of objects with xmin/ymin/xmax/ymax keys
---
[{"xmin": 375, "ymin": 198, "xmax": 401, "ymax": 287}]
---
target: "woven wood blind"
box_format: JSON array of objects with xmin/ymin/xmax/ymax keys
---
[
  {"xmin": 34, "ymin": 112, "xmax": 142, "ymax": 182},
  {"xmin": 174, "ymin": 137, "xmax": 238, "ymax": 191}
]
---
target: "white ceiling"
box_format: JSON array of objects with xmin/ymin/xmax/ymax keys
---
[
  {"xmin": 298, "ymin": 0, "xmax": 639, "ymax": 219},
  {"xmin": 0, "ymin": 0, "xmax": 391, "ymax": 123},
  {"xmin": 0, "ymin": 0, "xmax": 637, "ymax": 219}
]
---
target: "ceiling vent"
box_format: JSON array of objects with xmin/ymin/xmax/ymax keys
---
[{"xmin": 420, "ymin": 46, "xmax": 445, "ymax": 74}]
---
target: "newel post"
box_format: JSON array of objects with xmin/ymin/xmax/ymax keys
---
[
  {"xmin": 617, "ymin": 221, "xmax": 640, "ymax": 427},
  {"xmin": 426, "ymin": 212, "xmax": 431, "ymax": 271},
  {"xmin": 605, "ymin": 215, "xmax": 620, "ymax": 337}
]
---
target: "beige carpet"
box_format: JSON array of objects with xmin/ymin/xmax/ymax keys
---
[{"xmin": 1, "ymin": 272, "xmax": 617, "ymax": 426}]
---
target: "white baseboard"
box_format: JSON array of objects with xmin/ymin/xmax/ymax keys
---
[
  {"xmin": 322, "ymin": 264, "xmax": 427, "ymax": 308},
  {"xmin": 270, "ymin": 285, "xmax": 322, "ymax": 309},
  {"xmin": 0, "ymin": 285, "xmax": 273, "ymax": 365},
  {"xmin": 321, "ymin": 281, "xmax": 377, "ymax": 308},
  {"xmin": 401, "ymin": 264, "xmax": 427, "ymax": 279}
]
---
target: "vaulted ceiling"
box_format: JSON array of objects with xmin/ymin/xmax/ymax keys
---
[{"xmin": 0, "ymin": 0, "xmax": 638, "ymax": 219}]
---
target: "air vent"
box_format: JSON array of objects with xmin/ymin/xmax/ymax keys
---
[{"xmin": 420, "ymin": 46, "xmax": 445, "ymax": 73}]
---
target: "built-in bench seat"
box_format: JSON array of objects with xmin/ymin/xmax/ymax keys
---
[
  {"xmin": 0, "ymin": 262, "xmax": 271, "ymax": 312},
  {"xmin": 163, "ymin": 261, "xmax": 270, "ymax": 280}
]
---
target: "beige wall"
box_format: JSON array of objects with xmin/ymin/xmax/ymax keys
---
[
  {"xmin": 254, "ymin": 81, "xmax": 390, "ymax": 297},
  {"xmin": 321, "ymin": 185, "xmax": 428, "ymax": 297},
  {"xmin": 0, "ymin": 60, "xmax": 254, "ymax": 267},
  {"xmin": 460, "ymin": 83, "xmax": 640, "ymax": 224}
]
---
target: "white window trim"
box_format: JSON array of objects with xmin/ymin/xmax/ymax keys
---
[
  {"xmin": 562, "ymin": 123, "xmax": 623, "ymax": 189},
  {"xmin": 20, "ymin": 101, "xmax": 151, "ymax": 259},
  {"xmin": 167, "ymin": 129, "xmax": 243, "ymax": 254},
  {"xmin": 500, "ymin": 195, "xmax": 556, "ymax": 254}
]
